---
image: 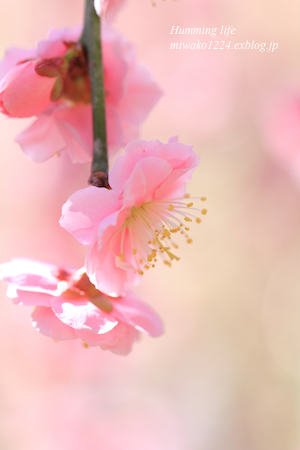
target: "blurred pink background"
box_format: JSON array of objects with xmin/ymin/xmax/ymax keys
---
[{"xmin": 1, "ymin": 0, "xmax": 300, "ymax": 448}]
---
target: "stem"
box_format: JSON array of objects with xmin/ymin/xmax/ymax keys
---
[{"xmin": 80, "ymin": 0, "xmax": 109, "ymax": 187}]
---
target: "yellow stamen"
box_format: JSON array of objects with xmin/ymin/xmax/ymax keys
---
[
  {"xmin": 196, "ymin": 218, "xmax": 201, "ymax": 223},
  {"xmin": 184, "ymin": 217, "xmax": 192, "ymax": 222},
  {"xmin": 201, "ymin": 209, "xmax": 207, "ymax": 215},
  {"xmin": 187, "ymin": 202, "xmax": 193, "ymax": 207},
  {"xmin": 163, "ymin": 229, "xmax": 171, "ymax": 238}
]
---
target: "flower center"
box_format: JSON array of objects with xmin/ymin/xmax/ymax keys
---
[
  {"xmin": 114, "ymin": 195, "xmax": 207, "ymax": 274},
  {"xmin": 57, "ymin": 269, "xmax": 113, "ymax": 313},
  {"xmin": 35, "ymin": 43, "xmax": 91, "ymax": 104}
]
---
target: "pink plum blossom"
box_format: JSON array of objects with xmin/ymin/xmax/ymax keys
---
[
  {"xmin": 60, "ymin": 137, "xmax": 205, "ymax": 297},
  {"xmin": 94, "ymin": 0, "xmax": 127, "ymax": 21},
  {"xmin": 0, "ymin": 259, "xmax": 163, "ymax": 355},
  {"xmin": 0, "ymin": 25, "xmax": 162, "ymax": 163}
]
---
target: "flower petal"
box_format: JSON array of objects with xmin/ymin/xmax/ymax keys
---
[
  {"xmin": 86, "ymin": 238, "xmax": 138, "ymax": 297},
  {"xmin": 0, "ymin": 46, "xmax": 37, "ymax": 79},
  {"xmin": 0, "ymin": 259, "xmax": 62, "ymax": 294},
  {"xmin": 109, "ymin": 139, "xmax": 162, "ymax": 192},
  {"xmin": 77, "ymin": 321, "xmax": 139, "ymax": 354},
  {"xmin": 98, "ymin": 321, "xmax": 140, "ymax": 355},
  {"xmin": 37, "ymin": 27, "xmax": 82, "ymax": 59},
  {"xmin": 122, "ymin": 156, "xmax": 173, "ymax": 206},
  {"xmin": 51, "ymin": 295, "xmax": 118, "ymax": 334},
  {"xmin": 118, "ymin": 55, "xmax": 163, "ymax": 124},
  {"xmin": 106, "ymin": 103, "xmax": 124, "ymax": 156},
  {"xmin": 15, "ymin": 113, "xmax": 66, "ymax": 162},
  {"xmin": 53, "ymin": 104, "xmax": 93, "ymax": 163},
  {"xmin": 31, "ymin": 306, "xmax": 78, "ymax": 340},
  {"xmin": 7, "ymin": 286, "xmax": 52, "ymax": 306},
  {"xmin": 112, "ymin": 290, "xmax": 164, "ymax": 337},
  {"xmin": 60, "ymin": 187, "xmax": 120, "ymax": 246},
  {"xmin": 0, "ymin": 61, "xmax": 55, "ymax": 117}
]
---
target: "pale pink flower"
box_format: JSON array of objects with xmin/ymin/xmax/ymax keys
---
[
  {"xmin": 0, "ymin": 259, "xmax": 163, "ymax": 354},
  {"xmin": 60, "ymin": 137, "xmax": 205, "ymax": 296},
  {"xmin": 94, "ymin": 0, "xmax": 127, "ymax": 21},
  {"xmin": 0, "ymin": 25, "xmax": 162, "ymax": 163}
]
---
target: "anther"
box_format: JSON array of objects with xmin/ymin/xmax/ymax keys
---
[
  {"xmin": 187, "ymin": 202, "xmax": 193, "ymax": 207},
  {"xmin": 201, "ymin": 209, "xmax": 207, "ymax": 215},
  {"xmin": 196, "ymin": 218, "xmax": 201, "ymax": 223},
  {"xmin": 184, "ymin": 217, "xmax": 192, "ymax": 222}
]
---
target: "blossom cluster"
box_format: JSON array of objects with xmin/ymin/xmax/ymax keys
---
[
  {"xmin": 0, "ymin": 0, "xmax": 204, "ymax": 355},
  {"xmin": 0, "ymin": 23, "xmax": 162, "ymax": 163}
]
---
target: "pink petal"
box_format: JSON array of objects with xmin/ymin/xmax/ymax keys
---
[
  {"xmin": 77, "ymin": 321, "xmax": 139, "ymax": 354},
  {"xmin": 0, "ymin": 47, "xmax": 37, "ymax": 79},
  {"xmin": 74, "ymin": 329, "xmax": 110, "ymax": 346},
  {"xmin": 31, "ymin": 306, "xmax": 78, "ymax": 340},
  {"xmin": 112, "ymin": 290, "xmax": 164, "ymax": 337},
  {"xmin": 98, "ymin": 322, "xmax": 140, "ymax": 355},
  {"xmin": 106, "ymin": 103, "xmax": 124, "ymax": 156},
  {"xmin": 109, "ymin": 139, "xmax": 163, "ymax": 192},
  {"xmin": 7, "ymin": 286, "xmax": 52, "ymax": 307},
  {"xmin": 122, "ymin": 156, "xmax": 173, "ymax": 207},
  {"xmin": 51, "ymin": 295, "xmax": 118, "ymax": 334},
  {"xmin": 103, "ymin": 0, "xmax": 127, "ymax": 23},
  {"xmin": 86, "ymin": 238, "xmax": 138, "ymax": 297},
  {"xmin": 0, "ymin": 61, "xmax": 55, "ymax": 117},
  {"xmin": 53, "ymin": 104, "xmax": 93, "ymax": 163},
  {"xmin": 46, "ymin": 26, "xmax": 82, "ymax": 43},
  {"xmin": 102, "ymin": 25, "xmax": 127, "ymax": 104},
  {"xmin": 118, "ymin": 60, "xmax": 163, "ymax": 125},
  {"xmin": 119, "ymin": 119, "xmax": 139, "ymax": 146},
  {"xmin": 37, "ymin": 27, "xmax": 82, "ymax": 59},
  {"xmin": 15, "ymin": 113, "xmax": 66, "ymax": 162},
  {"xmin": 0, "ymin": 259, "xmax": 61, "ymax": 294},
  {"xmin": 60, "ymin": 187, "xmax": 120, "ymax": 245}
]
